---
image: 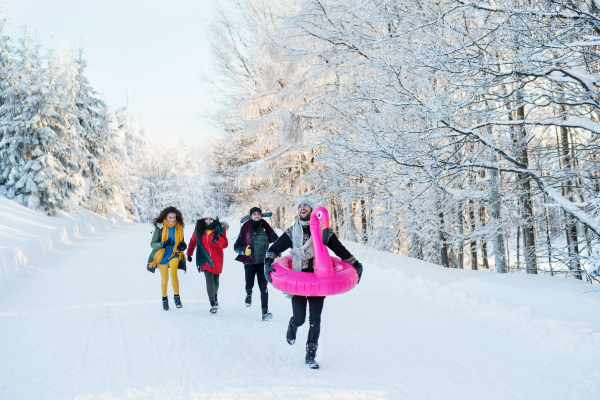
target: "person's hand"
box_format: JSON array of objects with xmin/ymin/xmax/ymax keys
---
[
  {"xmin": 162, "ymin": 238, "xmax": 175, "ymax": 247},
  {"xmin": 353, "ymin": 261, "xmax": 363, "ymax": 284},
  {"xmin": 187, "ymin": 255, "xmax": 192, "ymax": 262},
  {"xmin": 177, "ymin": 241, "xmax": 187, "ymax": 251},
  {"xmin": 245, "ymin": 245, "xmax": 251, "ymax": 256},
  {"xmin": 264, "ymin": 260, "xmax": 276, "ymax": 283},
  {"xmin": 212, "ymin": 220, "xmax": 224, "ymax": 242}
]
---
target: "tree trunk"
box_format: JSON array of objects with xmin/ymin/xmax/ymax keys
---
[
  {"xmin": 559, "ymin": 114, "xmax": 581, "ymax": 279},
  {"xmin": 330, "ymin": 198, "xmax": 339, "ymax": 235},
  {"xmin": 489, "ymin": 152, "xmax": 507, "ymax": 273},
  {"xmin": 516, "ymin": 102, "xmax": 537, "ymax": 274},
  {"xmin": 479, "ymin": 206, "xmax": 489, "ymax": 269},
  {"xmin": 505, "ymin": 231, "xmax": 510, "ymax": 271},
  {"xmin": 457, "ymin": 207, "xmax": 464, "ymax": 269},
  {"xmin": 516, "ymin": 226, "xmax": 521, "ymax": 270},
  {"xmin": 543, "ymin": 194, "xmax": 554, "ymax": 276},
  {"xmin": 469, "ymin": 201, "xmax": 478, "ymax": 270},
  {"xmin": 346, "ymin": 199, "xmax": 358, "ymax": 242},
  {"xmin": 360, "ymin": 198, "xmax": 368, "ymax": 244},
  {"xmin": 335, "ymin": 199, "xmax": 344, "ymax": 240},
  {"xmin": 439, "ymin": 210, "xmax": 449, "ymax": 268}
]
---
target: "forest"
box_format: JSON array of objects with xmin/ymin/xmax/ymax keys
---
[
  {"xmin": 2, "ymin": 0, "xmax": 600, "ymax": 281},
  {"xmin": 0, "ymin": 14, "xmax": 222, "ymax": 224},
  {"xmin": 209, "ymin": 0, "xmax": 600, "ymax": 281}
]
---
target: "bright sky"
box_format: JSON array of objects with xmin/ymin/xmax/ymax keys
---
[{"xmin": 2, "ymin": 0, "xmax": 221, "ymax": 142}]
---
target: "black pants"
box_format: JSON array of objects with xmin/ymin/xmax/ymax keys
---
[
  {"xmin": 245, "ymin": 263, "xmax": 268, "ymax": 309},
  {"xmin": 291, "ymin": 295, "xmax": 325, "ymax": 344},
  {"xmin": 203, "ymin": 270, "xmax": 220, "ymax": 300}
]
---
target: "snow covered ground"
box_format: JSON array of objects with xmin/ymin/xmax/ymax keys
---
[{"xmin": 1, "ymin": 198, "xmax": 599, "ymax": 399}]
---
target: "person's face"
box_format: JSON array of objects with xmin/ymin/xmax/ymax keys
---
[
  {"xmin": 251, "ymin": 211, "xmax": 262, "ymax": 221},
  {"xmin": 166, "ymin": 213, "xmax": 176, "ymax": 224},
  {"xmin": 205, "ymin": 217, "xmax": 215, "ymax": 225},
  {"xmin": 298, "ymin": 204, "xmax": 312, "ymax": 221}
]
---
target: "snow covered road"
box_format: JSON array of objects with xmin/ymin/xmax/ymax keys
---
[{"xmin": 1, "ymin": 207, "xmax": 599, "ymax": 399}]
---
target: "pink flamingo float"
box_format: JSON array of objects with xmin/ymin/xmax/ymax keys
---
[{"xmin": 269, "ymin": 206, "xmax": 359, "ymax": 296}]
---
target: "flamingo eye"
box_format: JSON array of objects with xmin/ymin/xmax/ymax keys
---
[{"xmin": 317, "ymin": 211, "xmax": 322, "ymax": 219}]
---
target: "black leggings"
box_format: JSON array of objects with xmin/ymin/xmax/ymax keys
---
[
  {"xmin": 203, "ymin": 270, "xmax": 220, "ymax": 300},
  {"xmin": 291, "ymin": 295, "xmax": 325, "ymax": 344},
  {"xmin": 245, "ymin": 263, "xmax": 268, "ymax": 309}
]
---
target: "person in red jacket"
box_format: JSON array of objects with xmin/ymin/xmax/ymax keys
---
[{"xmin": 186, "ymin": 207, "xmax": 229, "ymax": 314}]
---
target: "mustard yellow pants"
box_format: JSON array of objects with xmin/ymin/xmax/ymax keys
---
[{"xmin": 158, "ymin": 258, "xmax": 180, "ymax": 297}]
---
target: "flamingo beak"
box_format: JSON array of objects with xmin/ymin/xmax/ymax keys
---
[{"xmin": 322, "ymin": 227, "xmax": 331, "ymax": 245}]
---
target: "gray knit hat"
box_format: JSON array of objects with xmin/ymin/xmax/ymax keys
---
[
  {"xmin": 203, "ymin": 207, "xmax": 218, "ymax": 219},
  {"xmin": 297, "ymin": 198, "xmax": 315, "ymax": 211}
]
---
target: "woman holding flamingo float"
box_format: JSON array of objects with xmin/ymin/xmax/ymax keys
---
[{"xmin": 264, "ymin": 199, "xmax": 364, "ymax": 369}]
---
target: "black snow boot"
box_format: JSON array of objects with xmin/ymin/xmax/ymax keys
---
[
  {"xmin": 262, "ymin": 308, "xmax": 273, "ymax": 321},
  {"xmin": 174, "ymin": 294, "xmax": 182, "ymax": 309},
  {"xmin": 245, "ymin": 292, "xmax": 252, "ymax": 307},
  {"xmin": 209, "ymin": 299, "xmax": 218, "ymax": 314},
  {"xmin": 286, "ymin": 318, "xmax": 297, "ymax": 345},
  {"xmin": 162, "ymin": 296, "xmax": 169, "ymax": 311},
  {"xmin": 305, "ymin": 342, "xmax": 319, "ymax": 369},
  {"xmin": 214, "ymin": 293, "xmax": 219, "ymax": 309}
]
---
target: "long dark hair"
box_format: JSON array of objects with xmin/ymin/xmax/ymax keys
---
[
  {"xmin": 195, "ymin": 218, "xmax": 207, "ymax": 234},
  {"xmin": 153, "ymin": 206, "xmax": 185, "ymax": 227}
]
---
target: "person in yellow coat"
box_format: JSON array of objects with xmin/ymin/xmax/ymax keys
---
[{"xmin": 147, "ymin": 206, "xmax": 187, "ymax": 310}]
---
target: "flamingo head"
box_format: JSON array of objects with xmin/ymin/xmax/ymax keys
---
[{"xmin": 311, "ymin": 206, "xmax": 331, "ymax": 245}]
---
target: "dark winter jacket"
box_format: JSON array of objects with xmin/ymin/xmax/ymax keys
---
[
  {"xmin": 186, "ymin": 222, "xmax": 229, "ymax": 274},
  {"xmin": 265, "ymin": 222, "xmax": 358, "ymax": 272},
  {"xmin": 147, "ymin": 223, "xmax": 187, "ymax": 273},
  {"xmin": 234, "ymin": 219, "xmax": 278, "ymax": 265}
]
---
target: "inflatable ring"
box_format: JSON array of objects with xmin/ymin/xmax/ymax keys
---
[{"xmin": 270, "ymin": 206, "xmax": 359, "ymax": 296}]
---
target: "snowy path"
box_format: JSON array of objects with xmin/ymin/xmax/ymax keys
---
[{"xmin": 1, "ymin": 217, "xmax": 599, "ymax": 399}]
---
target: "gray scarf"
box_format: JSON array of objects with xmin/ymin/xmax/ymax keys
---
[{"xmin": 290, "ymin": 218, "xmax": 313, "ymax": 271}]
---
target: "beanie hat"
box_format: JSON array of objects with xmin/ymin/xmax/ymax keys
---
[
  {"xmin": 297, "ymin": 198, "xmax": 315, "ymax": 211},
  {"xmin": 203, "ymin": 207, "xmax": 218, "ymax": 220},
  {"xmin": 249, "ymin": 207, "xmax": 262, "ymax": 216}
]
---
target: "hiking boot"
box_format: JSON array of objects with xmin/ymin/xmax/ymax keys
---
[
  {"xmin": 174, "ymin": 294, "xmax": 182, "ymax": 309},
  {"xmin": 245, "ymin": 292, "xmax": 252, "ymax": 307},
  {"xmin": 210, "ymin": 299, "xmax": 218, "ymax": 314},
  {"xmin": 262, "ymin": 308, "xmax": 272, "ymax": 321},
  {"xmin": 286, "ymin": 318, "xmax": 297, "ymax": 345},
  {"xmin": 305, "ymin": 342, "xmax": 319, "ymax": 369},
  {"xmin": 162, "ymin": 296, "xmax": 169, "ymax": 311},
  {"xmin": 214, "ymin": 293, "xmax": 219, "ymax": 309}
]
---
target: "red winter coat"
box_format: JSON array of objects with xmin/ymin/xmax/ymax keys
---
[{"xmin": 187, "ymin": 229, "xmax": 229, "ymax": 274}]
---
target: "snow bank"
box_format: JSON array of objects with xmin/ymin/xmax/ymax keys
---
[
  {"xmin": 345, "ymin": 240, "xmax": 600, "ymax": 363},
  {"xmin": 0, "ymin": 197, "xmax": 127, "ymax": 283}
]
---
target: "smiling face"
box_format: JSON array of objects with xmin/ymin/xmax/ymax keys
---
[
  {"xmin": 205, "ymin": 217, "xmax": 215, "ymax": 225},
  {"xmin": 298, "ymin": 203, "xmax": 313, "ymax": 221},
  {"xmin": 251, "ymin": 211, "xmax": 262, "ymax": 221},
  {"xmin": 166, "ymin": 213, "xmax": 176, "ymax": 224}
]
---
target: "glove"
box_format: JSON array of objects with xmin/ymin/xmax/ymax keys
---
[
  {"xmin": 353, "ymin": 261, "xmax": 363, "ymax": 284},
  {"xmin": 212, "ymin": 220, "xmax": 224, "ymax": 243},
  {"xmin": 245, "ymin": 245, "xmax": 251, "ymax": 256},
  {"xmin": 187, "ymin": 255, "xmax": 192, "ymax": 262},
  {"xmin": 264, "ymin": 260, "xmax": 276, "ymax": 283},
  {"xmin": 162, "ymin": 238, "xmax": 175, "ymax": 247},
  {"xmin": 177, "ymin": 241, "xmax": 187, "ymax": 251}
]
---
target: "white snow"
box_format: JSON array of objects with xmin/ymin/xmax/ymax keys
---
[{"xmin": 1, "ymin": 197, "xmax": 599, "ymax": 399}]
